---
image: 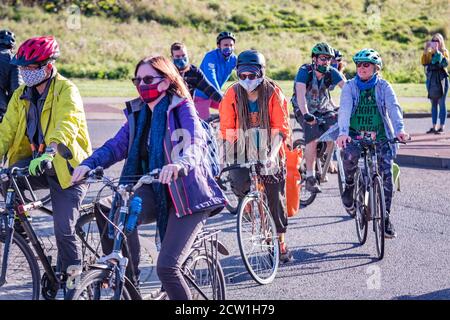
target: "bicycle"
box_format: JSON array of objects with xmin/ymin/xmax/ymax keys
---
[
  {"xmin": 293, "ymin": 113, "xmax": 346, "ymax": 208},
  {"xmin": 0, "ymin": 163, "xmax": 97, "ymax": 300},
  {"xmin": 66, "ymin": 168, "xmax": 228, "ymax": 300},
  {"xmin": 206, "ymin": 113, "xmax": 239, "ymax": 214},
  {"xmin": 220, "ymin": 160, "xmax": 280, "ymax": 285},
  {"xmin": 351, "ymin": 134, "xmax": 406, "ymax": 260}
]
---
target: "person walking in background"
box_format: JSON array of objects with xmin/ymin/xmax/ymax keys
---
[
  {"xmin": 194, "ymin": 31, "xmax": 237, "ymax": 120},
  {"xmin": 0, "ymin": 29, "xmax": 21, "ymax": 121},
  {"xmin": 421, "ymin": 33, "xmax": 449, "ymax": 134}
]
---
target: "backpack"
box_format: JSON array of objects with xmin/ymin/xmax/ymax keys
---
[
  {"xmin": 174, "ymin": 107, "xmax": 220, "ymax": 178},
  {"xmin": 291, "ymin": 63, "xmax": 333, "ymax": 110},
  {"xmin": 200, "ymin": 118, "xmax": 221, "ymax": 177}
]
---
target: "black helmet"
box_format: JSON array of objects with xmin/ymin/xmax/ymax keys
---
[
  {"xmin": 216, "ymin": 31, "xmax": 236, "ymax": 45},
  {"xmin": 0, "ymin": 29, "xmax": 16, "ymax": 49},
  {"xmin": 334, "ymin": 49, "xmax": 343, "ymax": 61},
  {"xmin": 237, "ymin": 50, "xmax": 266, "ymax": 68},
  {"xmin": 311, "ymin": 42, "xmax": 334, "ymax": 58}
]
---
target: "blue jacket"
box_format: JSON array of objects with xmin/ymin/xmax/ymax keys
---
[
  {"xmin": 81, "ymin": 94, "xmax": 226, "ymax": 217},
  {"xmin": 194, "ymin": 48, "xmax": 237, "ymax": 99}
]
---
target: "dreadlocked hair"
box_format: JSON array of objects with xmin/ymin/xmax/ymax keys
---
[{"xmin": 233, "ymin": 77, "xmax": 282, "ymax": 153}]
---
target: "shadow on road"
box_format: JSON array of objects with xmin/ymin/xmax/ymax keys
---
[{"xmin": 394, "ymin": 288, "xmax": 450, "ymax": 300}]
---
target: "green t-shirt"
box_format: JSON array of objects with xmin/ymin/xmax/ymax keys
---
[{"xmin": 350, "ymin": 87, "xmax": 386, "ymax": 141}]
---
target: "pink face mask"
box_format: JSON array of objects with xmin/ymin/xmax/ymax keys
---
[{"xmin": 137, "ymin": 82, "xmax": 164, "ymax": 103}]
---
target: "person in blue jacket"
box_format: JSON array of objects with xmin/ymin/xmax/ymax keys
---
[{"xmin": 194, "ymin": 31, "xmax": 237, "ymax": 120}]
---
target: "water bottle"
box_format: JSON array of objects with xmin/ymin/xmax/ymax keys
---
[{"xmin": 125, "ymin": 196, "xmax": 142, "ymax": 234}]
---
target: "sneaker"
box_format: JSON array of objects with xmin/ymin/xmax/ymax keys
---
[
  {"xmin": 341, "ymin": 183, "xmax": 355, "ymax": 210},
  {"xmin": 328, "ymin": 162, "xmax": 338, "ymax": 174},
  {"xmin": 305, "ymin": 176, "xmax": 321, "ymax": 193},
  {"xmin": 435, "ymin": 128, "xmax": 443, "ymax": 134},
  {"xmin": 426, "ymin": 128, "xmax": 436, "ymax": 134},
  {"xmin": 279, "ymin": 242, "xmax": 293, "ymax": 263},
  {"xmin": 385, "ymin": 213, "xmax": 397, "ymax": 239},
  {"xmin": 149, "ymin": 286, "xmax": 167, "ymax": 300}
]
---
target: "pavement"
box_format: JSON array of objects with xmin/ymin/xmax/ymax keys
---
[{"xmin": 82, "ymin": 97, "xmax": 450, "ymax": 170}]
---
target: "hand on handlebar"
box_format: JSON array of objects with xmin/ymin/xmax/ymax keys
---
[
  {"xmin": 303, "ymin": 112, "xmax": 317, "ymax": 125},
  {"xmin": 29, "ymin": 153, "xmax": 54, "ymax": 176},
  {"xmin": 159, "ymin": 163, "xmax": 185, "ymax": 184},
  {"xmin": 71, "ymin": 165, "xmax": 91, "ymax": 184},
  {"xmin": 396, "ymin": 132, "xmax": 411, "ymax": 143},
  {"xmin": 336, "ymin": 135, "xmax": 352, "ymax": 149}
]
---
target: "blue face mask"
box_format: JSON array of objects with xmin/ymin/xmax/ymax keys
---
[
  {"xmin": 173, "ymin": 57, "xmax": 189, "ymax": 70},
  {"xmin": 221, "ymin": 47, "xmax": 233, "ymax": 58}
]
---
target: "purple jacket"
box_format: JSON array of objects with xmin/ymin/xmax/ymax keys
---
[{"xmin": 82, "ymin": 94, "xmax": 226, "ymax": 217}]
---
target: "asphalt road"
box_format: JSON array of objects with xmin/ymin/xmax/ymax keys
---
[{"xmin": 1, "ymin": 118, "xmax": 449, "ymax": 300}]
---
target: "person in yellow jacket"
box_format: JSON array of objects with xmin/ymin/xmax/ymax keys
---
[
  {"xmin": 0, "ymin": 36, "xmax": 92, "ymax": 277},
  {"xmin": 421, "ymin": 33, "xmax": 449, "ymax": 134}
]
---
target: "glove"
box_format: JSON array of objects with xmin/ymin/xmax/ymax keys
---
[
  {"xmin": 29, "ymin": 153, "xmax": 54, "ymax": 176},
  {"xmin": 303, "ymin": 112, "xmax": 316, "ymax": 123},
  {"xmin": 294, "ymin": 109, "xmax": 303, "ymax": 124}
]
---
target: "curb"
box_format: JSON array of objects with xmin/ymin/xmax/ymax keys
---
[{"xmin": 396, "ymin": 154, "xmax": 450, "ymax": 170}]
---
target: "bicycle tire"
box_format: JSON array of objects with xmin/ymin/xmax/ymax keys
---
[
  {"xmin": 237, "ymin": 195, "xmax": 279, "ymax": 285},
  {"xmin": 372, "ymin": 175, "xmax": 386, "ymax": 260},
  {"xmin": 0, "ymin": 232, "xmax": 40, "ymax": 300},
  {"xmin": 65, "ymin": 268, "xmax": 132, "ymax": 300},
  {"xmin": 354, "ymin": 169, "xmax": 368, "ymax": 245},
  {"xmin": 294, "ymin": 138, "xmax": 318, "ymax": 207},
  {"xmin": 183, "ymin": 251, "xmax": 226, "ymax": 300}
]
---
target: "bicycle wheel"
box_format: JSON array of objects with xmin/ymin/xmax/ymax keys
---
[
  {"xmin": 372, "ymin": 175, "xmax": 386, "ymax": 260},
  {"xmin": 354, "ymin": 170, "xmax": 368, "ymax": 245},
  {"xmin": 237, "ymin": 195, "xmax": 279, "ymax": 285},
  {"xmin": 293, "ymin": 139, "xmax": 317, "ymax": 207},
  {"xmin": 75, "ymin": 210, "xmax": 104, "ymax": 269},
  {"xmin": 218, "ymin": 172, "xmax": 239, "ymax": 214},
  {"xmin": 75, "ymin": 211, "xmax": 154, "ymax": 284},
  {"xmin": 65, "ymin": 268, "xmax": 132, "ymax": 300},
  {"xmin": 0, "ymin": 232, "xmax": 40, "ymax": 300},
  {"xmin": 184, "ymin": 251, "xmax": 226, "ymax": 300}
]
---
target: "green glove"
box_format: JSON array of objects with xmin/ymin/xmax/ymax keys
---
[{"xmin": 29, "ymin": 153, "xmax": 54, "ymax": 176}]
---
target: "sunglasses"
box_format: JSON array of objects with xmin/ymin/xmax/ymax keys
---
[
  {"xmin": 318, "ymin": 56, "xmax": 332, "ymax": 62},
  {"xmin": 238, "ymin": 73, "xmax": 258, "ymax": 80},
  {"xmin": 356, "ymin": 62, "xmax": 372, "ymax": 68},
  {"xmin": 131, "ymin": 75, "xmax": 164, "ymax": 86}
]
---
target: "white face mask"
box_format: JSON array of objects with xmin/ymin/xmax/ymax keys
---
[
  {"xmin": 238, "ymin": 77, "xmax": 263, "ymax": 92},
  {"xmin": 20, "ymin": 66, "xmax": 48, "ymax": 87}
]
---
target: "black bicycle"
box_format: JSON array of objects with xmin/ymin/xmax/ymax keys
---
[
  {"xmin": 293, "ymin": 113, "xmax": 345, "ymax": 208},
  {"xmin": 66, "ymin": 168, "xmax": 228, "ymax": 300},
  {"xmin": 0, "ymin": 161, "xmax": 98, "ymax": 300},
  {"xmin": 352, "ymin": 135, "xmax": 406, "ymax": 260}
]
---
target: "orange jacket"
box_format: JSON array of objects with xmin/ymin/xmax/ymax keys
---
[{"xmin": 219, "ymin": 82, "xmax": 291, "ymax": 145}]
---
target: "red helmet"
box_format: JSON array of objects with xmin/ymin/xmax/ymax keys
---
[{"xmin": 12, "ymin": 36, "xmax": 60, "ymax": 66}]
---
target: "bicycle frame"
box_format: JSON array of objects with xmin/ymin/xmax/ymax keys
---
[{"xmin": 0, "ymin": 167, "xmax": 58, "ymax": 293}]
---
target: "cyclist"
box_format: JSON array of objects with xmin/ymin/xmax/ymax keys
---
[
  {"xmin": 194, "ymin": 31, "xmax": 237, "ymax": 120},
  {"xmin": 219, "ymin": 50, "xmax": 293, "ymax": 263},
  {"xmin": 0, "ymin": 29, "xmax": 21, "ymax": 121},
  {"xmin": 0, "ymin": 36, "xmax": 92, "ymax": 275},
  {"xmin": 292, "ymin": 42, "xmax": 346, "ymax": 193},
  {"xmin": 170, "ymin": 42, "xmax": 223, "ymax": 106},
  {"xmin": 72, "ymin": 55, "xmax": 226, "ymax": 300},
  {"xmin": 336, "ymin": 48, "xmax": 410, "ymax": 239}
]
